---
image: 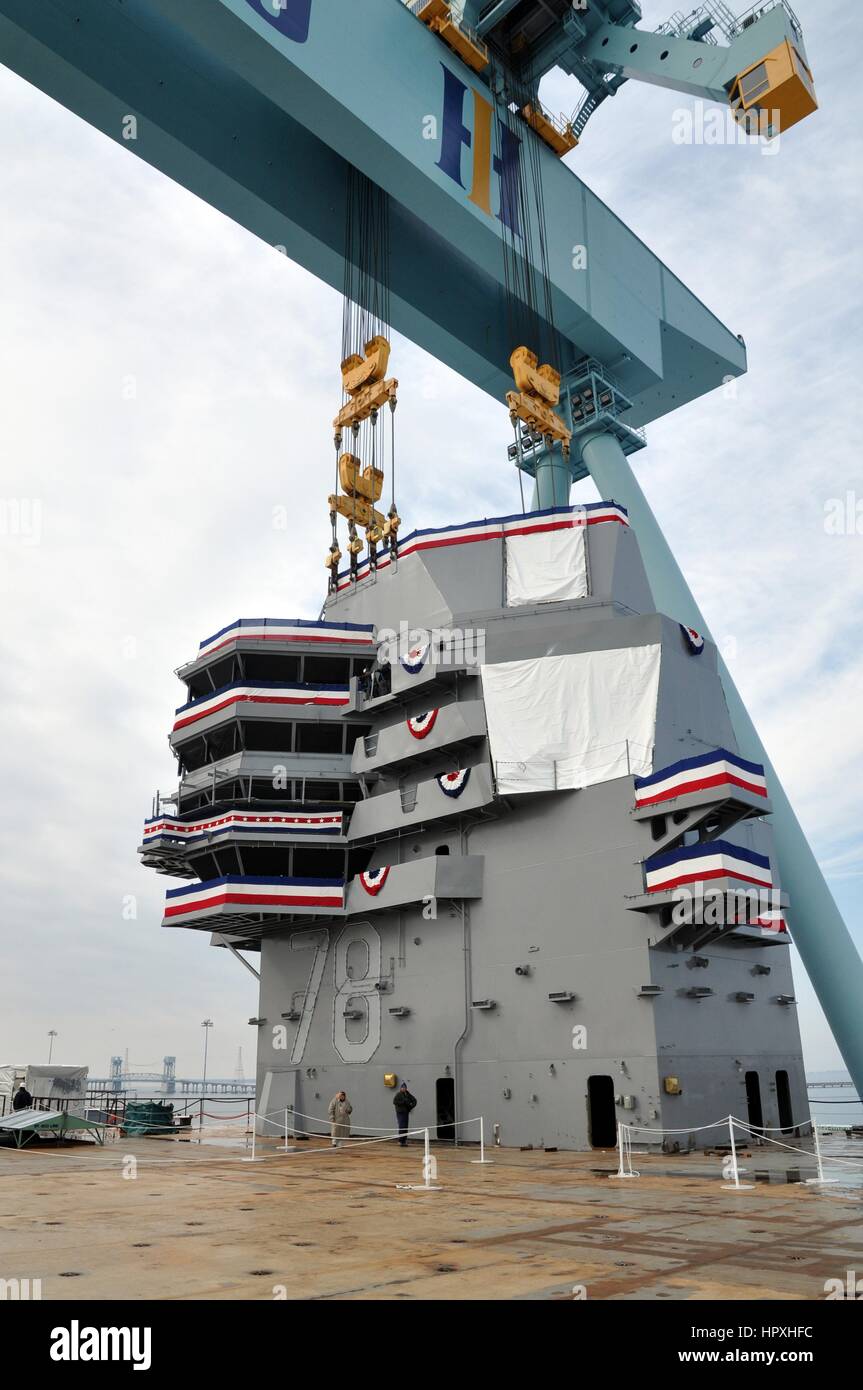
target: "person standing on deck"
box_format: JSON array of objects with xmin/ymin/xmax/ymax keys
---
[
  {"xmin": 12, "ymin": 1083, "xmax": 32, "ymax": 1112},
  {"xmin": 392, "ymin": 1081, "xmax": 416, "ymax": 1146},
  {"xmin": 328, "ymin": 1090, "xmax": 352, "ymax": 1148}
]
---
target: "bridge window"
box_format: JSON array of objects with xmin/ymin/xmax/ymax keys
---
[
  {"xmin": 296, "ymin": 723, "xmax": 344, "ymax": 755},
  {"xmin": 304, "ymin": 654, "xmax": 350, "ymax": 684},
  {"xmin": 244, "ymin": 721, "xmax": 295, "ymax": 753},
  {"xmin": 244, "ymin": 652, "xmax": 300, "ymax": 683},
  {"xmin": 293, "ymin": 847, "xmax": 344, "ymax": 877}
]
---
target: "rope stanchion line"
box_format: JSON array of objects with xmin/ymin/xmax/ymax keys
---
[{"xmin": 616, "ymin": 1111, "xmax": 863, "ymax": 1189}]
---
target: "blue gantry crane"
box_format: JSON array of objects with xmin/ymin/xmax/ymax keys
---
[{"xmin": 1, "ymin": 0, "xmax": 859, "ymax": 1096}]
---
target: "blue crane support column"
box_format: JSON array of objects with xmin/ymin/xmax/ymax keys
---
[
  {"xmin": 532, "ymin": 448, "xmax": 572, "ymax": 511},
  {"xmin": 578, "ymin": 425, "xmax": 863, "ymax": 1097}
]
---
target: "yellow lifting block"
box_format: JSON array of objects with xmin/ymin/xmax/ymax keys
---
[
  {"xmin": 333, "ymin": 376, "xmax": 398, "ymax": 431},
  {"xmin": 329, "ymin": 493, "xmax": 387, "ymax": 531},
  {"xmin": 510, "ymin": 346, "xmax": 562, "ymax": 408},
  {"xmin": 338, "ymin": 453, "xmax": 384, "ymax": 504},
  {"xmin": 729, "ymin": 38, "xmax": 817, "ymax": 137},
  {"xmin": 506, "ymin": 390, "xmax": 572, "ymax": 453},
  {"xmin": 341, "ymin": 335, "xmax": 392, "ymax": 397},
  {"xmin": 519, "ymin": 104, "xmax": 578, "ymax": 157}
]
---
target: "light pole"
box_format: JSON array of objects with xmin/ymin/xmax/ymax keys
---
[
  {"xmin": 200, "ymin": 1019, "xmax": 213, "ymax": 1129},
  {"xmin": 47, "ymin": 1030, "xmax": 58, "ymax": 1063}
]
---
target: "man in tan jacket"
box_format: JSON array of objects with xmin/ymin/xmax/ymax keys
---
[{"xmin": 328, "ymin": 1090, "xmax": 352, "ymax": 1147}]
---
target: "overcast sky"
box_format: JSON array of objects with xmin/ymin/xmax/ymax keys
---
[{"xmin": 0, "ymin": 0, "xmax": 860, "ymax": 1082}]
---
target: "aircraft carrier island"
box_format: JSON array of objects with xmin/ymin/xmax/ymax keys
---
[{"xmin": 140, "ymin": 499, "xmax": 807, "ymax": 1150}]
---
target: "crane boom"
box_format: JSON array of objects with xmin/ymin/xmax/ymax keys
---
[{"xmin": 0, "ymin": 0, "xmax": 746, "ymax": 436}]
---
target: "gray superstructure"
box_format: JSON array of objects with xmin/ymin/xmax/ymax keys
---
[{"xmin": 140, "ymin": 500, "xmax": 807, "ymax": 1149}]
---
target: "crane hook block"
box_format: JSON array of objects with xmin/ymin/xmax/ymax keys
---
[
  {"xmin": 333, "ymin": 377, "xmax": 398, "ymax": 431},
  {"xmin": 328, "ymin": 492, "xmax": 387, "ymax": 531},
  {"xmin": 510, "ymin": 346, "xmax": 562, "ymax": 407},
  {"xmin": 507, "ymin": 346, "xmax": 572, "ymax": 453},
  {"xmin": 341, "ymin": 335, "xmax": 392, "ymax": 397},
  {"xmin": 338, "ymin": 453, "xmax": 384, "ymax": 504}
]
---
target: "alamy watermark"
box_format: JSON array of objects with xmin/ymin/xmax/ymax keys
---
[
  {"xmin": 673, "ymin": 102, "xmax": 781, "ymax": 155},
  {"xmin": 671, "ymin": 887, "xmax": 784, "ymax": 928},
  {"xmin": 376, "ymin": 622, "xmax": 486, "ymax": 667},
  {"xmin": 824, "ymin": 492, "xmax": 863, "ymax": 536}
]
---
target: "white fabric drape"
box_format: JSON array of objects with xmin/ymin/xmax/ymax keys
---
[
  {"xmin": 505, "ymin": 521, "xmax": 588, "ymax": 607},
  {"xmin": 482, "ymin": 646, "xmax": 661, "ymax": 793}
]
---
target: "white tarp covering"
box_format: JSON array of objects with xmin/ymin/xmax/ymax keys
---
[
  {"xmin": 0, "ymin": 1065, "xmax": 16, "ymax": 1103},
  {"xmin": 505, "ymin": 519, "xmax": 587, "ymax": 607},
  {"xmin": 482, "ymin": 645, "xmax": 661, "ymax": 794},
  {"xmin": 24, "ymin": 1065, "xmax": 89, "ymax": 1118}
]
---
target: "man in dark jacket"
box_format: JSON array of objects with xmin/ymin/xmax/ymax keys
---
[
  {"xmin": 12, "ymin": 1084, "xmax": 33, "ymax": 1112},
  {"xmin": 392, "ymin": 1081, "xmax": 416, "ymax": 1146}
]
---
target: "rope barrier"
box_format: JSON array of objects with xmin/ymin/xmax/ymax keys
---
[{"xmin": 617, "ymin": 1111, "xmax": 863, "ymax": 1189}]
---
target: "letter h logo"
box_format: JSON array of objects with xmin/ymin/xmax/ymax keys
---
[{"xmin": 436, "ymin": 65, "xmax": 521, "ymax": 236}]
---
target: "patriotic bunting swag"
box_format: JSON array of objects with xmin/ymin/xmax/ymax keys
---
[
  {"xmin": 407, "ymin": 709, "xmax": 439, "ymax": 739},
  {"xmin": 401, "ymin": 641, "xmax": 429, "ymax": 675},
  {"xmin": 358, "ymin": 866, "xmax": 391, "ymax": 896},
  {"xmin": 436, "ymin": 768, "xmax": 471, "ymax": 798}
]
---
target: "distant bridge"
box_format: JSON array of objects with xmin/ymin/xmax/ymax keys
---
[
  {"xmin": 89, "ymin": 1074, "xmax": 255, "ymax": 1095},
  {"xmin": 89, "ymin": 1056, "xmax": 255, "ymax": 1094}
]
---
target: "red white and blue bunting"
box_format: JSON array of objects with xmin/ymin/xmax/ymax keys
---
[
  {"xmin": 173, "ymin": 681, "xmax": 349, "ymax": 733},
  {"xmin": 336, "ymin": 501, "xmax": 629, "ymax": 593},
  {"xmin": 401, "ymin": 641, "xmax": 430, "ymax": 675},
  {"xmin": 680, "ymin": 624, "xmax": 705, "ymax": 655},
  {"xmin": 358, "ymin": 866, "xmax": 391, "ymax": 896},
  {"xmin": 163, "ymin": 875, "xmax": 344, "ymax": 923},
  {"xmin": 407, "ymin": 709, "xmax": 439, "ymax": 739},
  {"xmin": 752, "ymin": 913, "xmax": 788, "ymax": 935},
  {"xmin": 634, "ymin": 749, "xmax": 767, "ymax": 809},
  {"xmin": 436, "ymin": 768, "xmax": 471, "ymax": 798},
  {"xmin": 143, "ymin": 809, "xmax": 343, "ymax": 848},
  {"xmin": 644, "ymin": 840, "xmax": 773, "ymax": 894},
  {"xmin": 197, "ymin": 618, "xmax": 374, "ymax": 660}
]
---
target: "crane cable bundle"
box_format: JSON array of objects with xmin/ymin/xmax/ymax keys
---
[
  {"xmin": 327, "ymin": 167, "xmax": 400, "ymax": 591},
  {"xmin": 491, "ymin": 56, "xmax": 572, "ymax": 492}
]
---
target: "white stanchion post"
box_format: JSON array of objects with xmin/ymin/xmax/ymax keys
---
[
  {"xmin": 471, "ymin": 1115, "xmax": 493, "ymax": 1164},
  {"xmin": 728, "ymin": 1116, "xmax": 741, "ymax": 1188},
  {"xmin": 609, "ymin": 1122, "xmax": 638, "ymax": 1179},
  {"xmin": 396, "ymin": 1126, "xmax": 442, "ymax": 1191},
  {"xmin": 724, "ymin": 1116, "xmax": 753, "ymax": 1190},
  {"xmin": 279, "ymin": 1106, "xmax": 297, "ymax": 1153},
  {"xmin": 241, "ymin": 1110, "xmax": 258, "ymax": 1163},
  {"xmin": 805, "ymin": 1120, "xmax": 838, "ymax": 1185}
]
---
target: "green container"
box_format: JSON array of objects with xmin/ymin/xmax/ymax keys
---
[{"xmin": 121, "ymin": 1100, "xmax": 176, "ymax": 1136}]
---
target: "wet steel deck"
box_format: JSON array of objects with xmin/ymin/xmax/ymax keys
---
[{"xmin": 1, "ymin": 1130, "xmax": 861, "ymax": 1300}]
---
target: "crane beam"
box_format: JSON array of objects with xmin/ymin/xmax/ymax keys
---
[{"xmin": 0, "ymin": 0, "xmax": 745, "ymax": 424}]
